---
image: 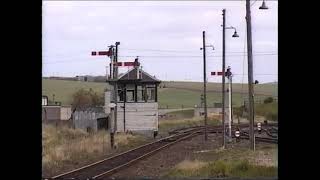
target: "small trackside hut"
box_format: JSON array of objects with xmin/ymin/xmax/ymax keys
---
[{"xmin": 106, "ymin": 58, "xmax": 161, "ymax": 136}]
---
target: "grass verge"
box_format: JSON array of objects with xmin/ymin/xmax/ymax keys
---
[
  {"xmin": 42, "ymin": 124, "xmax": 148, "ymax": 177},
  {"xmin": 167, "ymin": 159, "xmax": 277, "ymax": 178},
  {"xmin": 158, "ymin": 117, "xmax": 220, "ymax": 135},
  {"xmin": 166, "ymin": 144, "xmax": 277, "ymax": 178}
]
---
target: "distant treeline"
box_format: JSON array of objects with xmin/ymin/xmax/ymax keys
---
[{"xmin": 43, "ymin": 76, "xmax": 107, "ymax": 82}]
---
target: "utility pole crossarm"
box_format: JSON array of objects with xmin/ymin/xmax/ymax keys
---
[{"xmin": 225, "ymin": 26, "xmax": 236, "ymax": 30}]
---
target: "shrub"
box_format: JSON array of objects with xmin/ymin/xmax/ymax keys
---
[
  {"xmin": 264, "ymin": 97, "xmax": 274, "ymax": 104},
  {"xmin": 72, "ymin": 88, "xmax": 104, "ymax": 109},
  {"xmin": 266, "ymin": 113, "xmax": 278, "ymax": 121},
  {"xmin": 210, "ymin": 160, "xmax": 230, "ymax": 177},
  {"xmin": 234, "ymin": 160, "xmax": 249, "ymax": 171}
]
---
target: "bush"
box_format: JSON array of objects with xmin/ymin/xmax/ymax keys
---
[
  {"xmin": 72, "ymin": 88, "xmax": 104, "ymax": 109},
  {"xmin": 266, "ymin": 113, "xmax": 278, "ymax": 121},
  {"xmin": 210, "ymin": 160, "xmax": 230, "ymax": 177},
  {"xmin": 233, "ymin": 105, "xmax": 245, "ymax": 118},
  {"xmin": 255, "ymin": 102, "xmax": 278, "ymax": 121},
  {"xmin": 264, "ymin": 97, "xmax": 274, "ymax": 104},
  {"xmin": 234, "ymin": 160, "xmax": 249, "ymax": 171}
]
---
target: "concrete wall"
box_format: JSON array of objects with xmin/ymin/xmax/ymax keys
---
[
  {"xmin": 116, "ymin": 102, "xmax": 158, "ymax": 132},
  {"xmin": 42, "ymin": 106, "xmax": 71, "ymax": 121},
  {"xmin": 104, "ymin": 88, "xmax": 159, "ymax": 134},
  {"xmin": 60, "ymin": 106, "xmax": 72, "ymax": 120},
  {"xmin": 42, "ymin": 106, "xmax": 60, "ymax": 121},
  {"xmin": 104, "ymin": 91, "xmax": 111, "ymax": 114},
  {"xmin": 73, "ymin": 111, "xmax": 107, "ymax": 132}
]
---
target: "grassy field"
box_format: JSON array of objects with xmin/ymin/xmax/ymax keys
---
[
  {"xmin": 164, "ymin": 109, "xmax": 195, "ymax": 119},
  {"xmin": 162, "ymin": 81, "xmax": 278, "ymax": 97},
  {"xmin": 42, "ymin": 79, "xmax": 277, "ymax": 108},
  {"xmin": 158, "ymin": 117, "xmax": 221, "ymax": 136},
  {"xmin": 166, "ymin": 145, "xmax": 278, "ymax": 178},
  {"xmin": 158, "ymin": 87, "xmax": 273, "ymax": 108}
]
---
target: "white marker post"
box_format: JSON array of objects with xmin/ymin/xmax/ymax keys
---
[
  {"xmin": 227, "ymin": 67, "xmax": 232, "ymax": 143},
  {"xmin": 235, "ymin": 129, "xmax": 240, "ymax": 142},
  {"xmin": 228, "ymin": 76, "xmax": 232, "ymax": 142},
  {"xmin": 257, "ymin": 122, "xmax": 261, "ymax": 134},
  {"xmin": 109, "ymin": 103, "xmax": 116, "ymax": 149}
]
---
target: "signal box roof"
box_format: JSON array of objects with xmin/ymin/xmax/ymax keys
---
[{"xmin": 107, "ymin": 68, "xmax": 161, "ymax": 84}]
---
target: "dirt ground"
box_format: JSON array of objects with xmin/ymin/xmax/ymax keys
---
[{"xmin": 108, "ymin": 132, "xmax": 277, "ymax": 179}]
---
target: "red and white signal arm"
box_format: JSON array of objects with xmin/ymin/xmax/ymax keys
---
[
  {"xmin": 91, "ymin": 50, "xmax": 112, "ymax": 57},
  {"xmin": 111, "ymin": 61, "xmax": 138, "ymax": 67},
  {"xmin": 211, "ymin": 71, "xmax": 227, "ymax": 76}
]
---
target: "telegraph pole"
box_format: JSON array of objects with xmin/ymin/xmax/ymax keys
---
[
  {"xmin": 114, "ymin": 42, "xmax": 120, "ymax": 133},
  {"xmin": 202, "ymin": 31, "xmax": 208, "ymax": 141},
  {"xmin": 222, "ymin": 9, "xmax": 226, "ymax": 148},
  {"xmin": 108, "ymin": 45, "xmax": 116, "ymax": 149},
  {"xmin": 245, "ymin": 0, "xmax": 255, "ymax": 151}
]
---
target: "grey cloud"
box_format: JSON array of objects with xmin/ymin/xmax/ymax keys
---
[{"xmin": 43, "ymin": 1, "xmax": 278, "ymax": 83}]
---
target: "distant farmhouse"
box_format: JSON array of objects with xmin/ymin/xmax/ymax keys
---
[
  {"xmin": 75, "ymin": 75, "xmax": 107, "ymax": 82},
  {"xmin": 76, "ymin": 75, "xmax": 95, "ymax": 82},
  {"xmin": 47, "ymin": 76, "xmax": 77, "ymax": 81}
]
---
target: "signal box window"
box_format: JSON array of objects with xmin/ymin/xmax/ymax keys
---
[
  {"xmin": 146, "ymin": 87, "xmax": 156, "ymax": 102},
  {"xmin": 126, "ymin": 90, "xmax": 135, "ymax": 102},
  {"xmin": 118, "ymin": 90, "xmax": 124, "ymax": 102},
  {"xmin": 137, "ymin": 85, "xmax": 145, "ymax": 102}
]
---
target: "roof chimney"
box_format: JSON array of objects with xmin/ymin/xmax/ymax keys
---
[{"xmin": 134, "ymin": 57, "xmax": 140, "ymax": 79}]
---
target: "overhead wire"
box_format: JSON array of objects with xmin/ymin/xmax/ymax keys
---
[
  {"xmin": 43, "ymin": 54, "xmax": 278, "ymax": 64},
  {"xmin": 43, "ymin": 53, "xmax": 277, "ymax": 64}
]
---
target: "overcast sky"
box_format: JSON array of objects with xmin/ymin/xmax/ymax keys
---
[{"xmin": 42, "ymin": 1, "xmax": 278, "ymax": 83}]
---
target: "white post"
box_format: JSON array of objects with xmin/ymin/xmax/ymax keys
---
[
  {"xmin": 228, "ymin": 75, "xmax": 232, "ymax": 141},
  {"xmin": 110, "ymin": 57, "xmax": 113, "ymax": 80},
  {"xmin": 106, "ymin": 66, "xmax": 109, "ymax": 79}
]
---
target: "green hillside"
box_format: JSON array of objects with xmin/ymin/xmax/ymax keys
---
[{"xmin": 42, "ymin": 79, "xmax": 277, "ymax": 108}]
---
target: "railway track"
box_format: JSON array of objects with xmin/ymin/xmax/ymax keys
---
[
  {"xmin": 169, "ymin": 122, "xmax": 278, "ymax": 135},
  {"xmin": 262, "ymin": 128, "xmax": 278, "ymax": 138},
  {"xmin": 45, "ymin": 123, "xmax": 278, "ymax": 180},
  {"xmin": 45, "ymin": 129, "xmax": 202, "ymax": 180},
  {"xmin": 240, "ymin": 131, "xmax": 278, "ymax": 144}
]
